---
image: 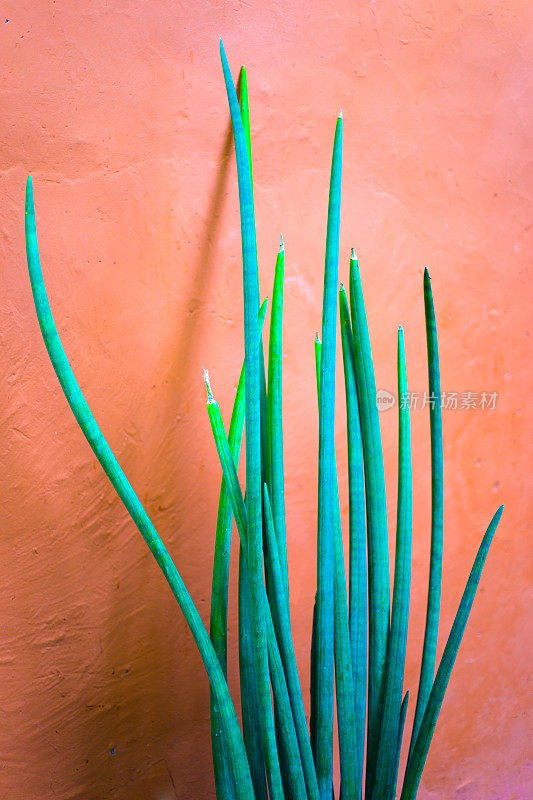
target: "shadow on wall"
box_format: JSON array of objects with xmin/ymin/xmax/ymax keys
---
[
  {"xmin": 167, "ymin": 76, "xmax": 240, "ymax": 400},
  {"xmin": 20, "ymin": 100, "xmax": 241, "ymax": 794},
  {"xmin": 71, "ymin": 91, "xmax": 243, "ymax": 798}
]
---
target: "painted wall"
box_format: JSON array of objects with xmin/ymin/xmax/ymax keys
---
[{"xmin": 1, "ymin": 2, "xmax": 531, "ymax": 798}]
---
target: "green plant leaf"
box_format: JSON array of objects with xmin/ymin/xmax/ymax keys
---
[
  {"xmin": 390, "ymin": 691, "xmax": 409, "ymax": 800},
  {"xmin": 25, "ymin": 176, "xmax": 254, "ymax": 800},
  {"xmin": 239, "ymin": 550, "xmax": 269, "ymax": 800},
  {"xmin": 408, "ymin": 267, "xmax": 444, "ymax": 762},
  {"xmin": 220, "ymin": 41, "xmax": 283, "ymax": 799},
  {"xmin": 401, "ymin": 505, "xmax": 503, "ymax": 800},
  {"xmin": 373, "ymin": 327, "xmax": 412, "ymax": 800},
  {"xmin": 267, "ymin": 238, "xmax": 289, "ymax": 603},
  {"xmin": 339, "ymin": 283, "xmax": 366, "ymax": 795},
  {"xmin": 333, "ymin": 486, "xmax": 358, "ymax": 800},
  {"xmin": 205, "ymin": 372, "xmax": 310, "ymax": 798},
  {"xmin": 348, "ymin": 251, "xmax": 390, "ymax": 798},
  {"xmin": 264, "ymin": 484, "xmax": 320, "ymax": 800},
  {"xmin": 314, "ymin": 334, "xmax": 322, "ymax": 399},
  {"xmin": 314, "ymin": 112, "xmax": 343, "ymax": 800},
  {"xmin": 210, "ymin": 361, "xmax": 245, "ymax": 800},
  {"xmin": 210, "ymin": 298, "xmax": 268, "ymax": 800}
]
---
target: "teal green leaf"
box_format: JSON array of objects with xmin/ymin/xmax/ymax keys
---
[
  {"xmin": 401, "ymin": 506, "xmax": 503, "ymax": 800},
  {"xmin": 408, "ymin": 267, "xmax": 444, "ymax": 761},
  {"xmin": 314, "ymin": 113, "xmax": 343, "ymax": 800},
  {"xmin": 25, "ymin": 176, "xmax": 254, "ymax": 800},
  {"xmin": 373, "ymin": 327, "xmax": 412, "ymax": 800},
  {"xmin": 348, "ymin": 251, "xmax": 390, "ymax": 798},
  {"xmin": 339, "ymin": 283, "xmax": 366, "ymax": 795},
  {"xmin": 220, "ymin": 42, "xmax": 282, "ymax": 799}
]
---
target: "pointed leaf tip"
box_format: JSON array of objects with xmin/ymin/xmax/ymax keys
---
[
  {"xmin": 398, "ymin": 325, "xmax": 405, "ymax": 351},
  {"xmin": 25, "ymin": 176, "xmax": 34, "ymax": 213}
]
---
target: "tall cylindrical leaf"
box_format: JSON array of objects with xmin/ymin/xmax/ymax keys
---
[
  {"xmin": 314, "ymin": 114, "xmax": 343, "ymax": 800},
  {"xmin": 348, "ymin": 252, "xmax": 390, "ymax": 797},
  {"xmin": 373, "ymin": 327, "xmax": 412, "ymax": 800},
  {"xmin": 408, "ymin": 267, "xmax": 444, "ymax": 761},
  {"xmin": 267, "ymin": 239, "xmax": 288, "ymax": 601},
  {"xmin": 339, "ymin": 284, "xmax": 367, "ymax": 794},
  {"xmin": 401, "ymin": 506, "xmax": 503, "ymax": 800},
  {"xmin": 220, "ymin": 42, "xmax": 283, "ymax": 799}
]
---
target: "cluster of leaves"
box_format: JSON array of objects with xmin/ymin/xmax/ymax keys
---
[{"xmin": 24, "ymin": 41, "xmax": 502, "ymax": 800}]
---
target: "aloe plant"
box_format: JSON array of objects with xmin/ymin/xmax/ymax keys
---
[{"xmin": 25, "ymin": 41, "xmax": 503, "ymax": 800}]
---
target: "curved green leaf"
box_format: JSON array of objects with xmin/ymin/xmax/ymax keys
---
[{"xmin": 25, "ymin": 176, "xmax": 254, "ymax": 800}]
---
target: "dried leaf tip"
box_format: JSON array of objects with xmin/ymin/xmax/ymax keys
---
[
  {"xmin": 315, "ymin": 332, "xmax": 320, "ymax": 344},
  {"xmin": 338, "ymin": 109, "xmax": 343, "ymax": 119},
  {"xmin": 279, "ymin": 233, "xmax": 284, "ymax": 251},
  {"xmin": 203, "ymin": 367, "xmax": 214, "ymax": 403},
  {"xmin": 350, "ymin": 247, "xmax": 357, "ymax": 261}
]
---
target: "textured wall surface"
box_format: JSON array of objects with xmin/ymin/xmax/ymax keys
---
[{"xmin": 1, "ymin": 2, "xmax": 531, "ymax": 798}]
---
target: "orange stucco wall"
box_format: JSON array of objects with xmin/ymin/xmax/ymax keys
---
[{"xmin": 1, "ymin": 2, "xmax": 531, "ymax": 798}]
